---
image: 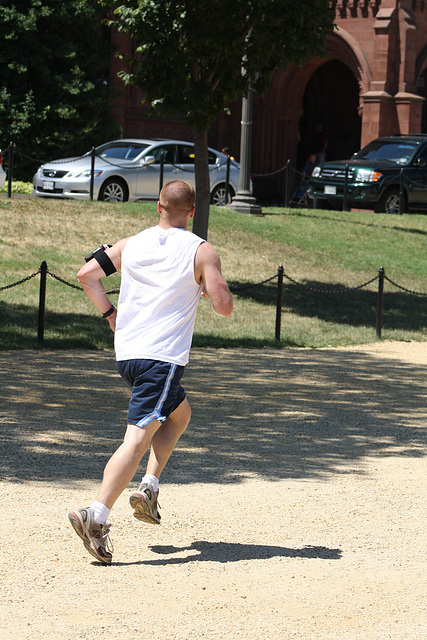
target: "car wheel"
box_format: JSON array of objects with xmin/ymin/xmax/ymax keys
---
[
  {"xmin": 375, "ymin": 187, "xmax": 406, "ymax": 214},
  {"xmin": 98, "ymin": 177, "xmax": 129, "ymax": 203},
  {"xmin": 211, "ymin": 184, "xmax": 235, "ymax": 206}
]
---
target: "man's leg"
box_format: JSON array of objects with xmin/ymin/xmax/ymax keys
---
[
  {"xmin": 129, "ymin": 398, "xmax": 191, "ymax": 524},
  {"xmin": 95, "ymin": 419, "xmax": 161, "ymax": 510},
  {"xmin": 146, "ymin": 398, "xmax": 191, "ymax": 478},
  {"xmin": 68, "ymin": 419, "xmax": 161, "ymax": 563}
]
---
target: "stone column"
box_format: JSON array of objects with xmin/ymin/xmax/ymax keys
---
[
  {"xmin": 229, "ymin": 89, "xmax": 263, "ymax": 215},
  {"xmin": 395, "ymin": 92, "xmax": 424, "ymax": 133},
  {"xmin": 360, "ymin": 5, "xmax": 397, "ymax": 145},
  {"xmin": 395, "ymin": 6, "xmax": 425, "ymax": 132}
]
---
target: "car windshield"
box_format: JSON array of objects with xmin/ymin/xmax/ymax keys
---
[
  {"xmin": 354, "ymin": 140, "xmax": 418, "ymax": 165},
  {"xmin": 96, "ymin": 142, "xmax": 149, "ymax": 161}
]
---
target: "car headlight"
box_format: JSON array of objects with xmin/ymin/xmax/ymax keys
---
[
  {"xmin": 356, "ymin": 169, "xmax": 382, "ymax": 182},
  {"xmin": 65, "ymin": 169, "xmax": 103, "ymax": 178},
  {"xmin": 311, "ymin": 166, "xmax": 321, "ymax": 178},
  {"xmin": 79, "ymin": 169, "xmax": 104, "ymax": 178}
]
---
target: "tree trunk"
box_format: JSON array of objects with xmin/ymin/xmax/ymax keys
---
[{"xmin": 192, "ymin": 129, "xmax": 211, "ymax": 240}]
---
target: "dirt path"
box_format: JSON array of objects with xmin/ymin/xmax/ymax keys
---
[{"xmin": 0, "ymin": 341, "xmax": 426, "ymax": 640}]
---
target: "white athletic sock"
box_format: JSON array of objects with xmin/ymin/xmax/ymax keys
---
[
  {"xmin": 91, "ymin": 500, "xmax": 110, "ymax": 524},
  {"xmin": 141, "ymin": 474, "xmax": 159, "ymax": 493}
]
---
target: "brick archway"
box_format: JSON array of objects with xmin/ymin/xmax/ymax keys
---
[{"xmin": 242, "ymin": 31, "xmax": 366, "ymax": 203}]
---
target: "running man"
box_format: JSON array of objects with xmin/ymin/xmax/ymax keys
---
[{"xmin": 68, "ymin": 180, "xmax": 233, "ymax": 564}]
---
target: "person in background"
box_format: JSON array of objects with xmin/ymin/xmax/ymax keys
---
[
  {"xmin": 302, "ymin": 152, "xmax": 318, "ymax": 180},
  {"xmin": 221, "ymin": 147, "xmax": 235, "ymax": 160},
  {"xmin": 314, "ymin": 124, "xmax": 328, "ymax": 165}
]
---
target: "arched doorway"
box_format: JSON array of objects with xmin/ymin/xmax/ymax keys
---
[
  {"xmin": 211, "ymin": 38, "xmax": 365, "ymax": 204},
  {"xmin": 297, "ymin": 59, "xmax": 362, "ymax": 170},
  {"xmin": 417, "ymin": 68, "xmax": 427, "ymax": 133}
]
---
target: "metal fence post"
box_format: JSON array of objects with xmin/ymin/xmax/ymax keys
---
[
  {"xmin": 225, "ymin": 155, "xmax": 231, "ymax": 204},
  {"xmin": 38, "ymin": 261, "xmax": 47, "ymax": 345},
  {"xmin": 89, "ymin": 147, "xmax": 95, "ymax": 200},
  {"xmin": 376, "ymin": 266, "xmax": 385, "ymax": 339},
  {"xmin": 159, "ymin": 152, "xmax": 165, "ymax": 195},
  {"xmin": 7, "ymin": 141, "xmax": 14, "ymax": 198},
  {"xmin": 343, "ymin": 163, "xmax": 349, "ymax": 211},
  {"xmin": 285, "ymin": 159, "xmax": 291, "ymax": 207},
  {"xmin": 399, "ymin": 169, "xmax": 404, "ymax": 215},
  {"xmin": 275, "ymin": 264, "xmax": 284, "ymax": 341}
]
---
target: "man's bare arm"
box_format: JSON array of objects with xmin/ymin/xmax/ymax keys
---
[
  {"xmin": 77, "ymin": 238, "xmax": 128, "ymax": 331},
  {"xmin": 195, "ymin": 242, "xmax": 233, "ymax": 317}
]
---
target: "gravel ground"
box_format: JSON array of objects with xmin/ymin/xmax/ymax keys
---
[{"xmin": 0, "ymin": 341, "xmax": 426, "ymax": 640}]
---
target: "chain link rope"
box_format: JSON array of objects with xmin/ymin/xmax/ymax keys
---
[
  {"xmin": 99, "ymin": 154, "xmax": 228, "ymax": 174},
  {"xmin": 1, "ymin": 267, "xmax": 425, "ymax": 299},
  {"xmin": 251, "ymin": 163, "xmax": 289, "ymax": 178},
  {"xmin": 46, "ymin": 270, "xmax": 120, "ymax": 295},
  {"xmin": 46, "ymin": 270, "xmax": 83, "ymax": 291},
  {"xmin": 0, "ymin": 270, "xmax": 41, "ymax": 292},
  {"xmin": 14, "ymin": 145, "xmax": 229, "ymax": 175},
  {"xmin": 229, "ymin": 274, "xmax": 278, "ymax": 293},
  {"xmin": 384, "ymin": 274, "xmax": 427, "ymax": 297},
  {"xmin": 282, "ymin": 271, "xmax": 380, "ymax": 294}
]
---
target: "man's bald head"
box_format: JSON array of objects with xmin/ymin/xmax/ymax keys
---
[{"xmin": 159, "ymin": 181, "xmax": 195, "ymax": 221}]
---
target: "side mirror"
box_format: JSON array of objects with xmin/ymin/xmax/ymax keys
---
[
  {"xmin": 141, "ymin": 156, "xmax": 156, "ymax": 166},
  {"xmin": 415, "ymin": 157, "xmax": 427, "ymax": 168}
]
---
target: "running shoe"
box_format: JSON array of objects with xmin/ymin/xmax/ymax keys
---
[
  {"xmin": 129, "ymin": 482, "xmax": 161, "ymax": 524},
  {"xmin": 68, "ymin": 507, "xmax": 113, "ymax": 564}
]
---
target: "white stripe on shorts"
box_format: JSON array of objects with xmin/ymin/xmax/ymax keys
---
[{"xmin": 135, "ymin": 363, "xmax": 177, "ymax": 428}]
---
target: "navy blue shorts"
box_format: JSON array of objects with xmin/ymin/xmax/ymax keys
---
[{"xmin": 117, "ymin": 359, "xmax": 186, "ymax": 428}]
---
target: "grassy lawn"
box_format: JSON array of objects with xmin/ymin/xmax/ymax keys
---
[{"xmin": 0, "ymin": 196, "xmax": 426, "ymax": 350}]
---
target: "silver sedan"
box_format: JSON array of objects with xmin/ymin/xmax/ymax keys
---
[
  {"xmin": 32, "ymin": 139, "xmax": 243, "ymax": 205},
  {"xmin": 0, "ymin": 157, "xmax": 6, "ymax": 189}
]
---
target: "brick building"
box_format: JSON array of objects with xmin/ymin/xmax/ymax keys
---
[{"xmin": 110, "ymin": 1, "xmax": 427, "ymax": 202}]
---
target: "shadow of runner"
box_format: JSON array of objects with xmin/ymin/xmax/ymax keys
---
[
  {"xmin": 0, "ymin": 346, "xmax": 425, "ymax": 483},
  {"xmin": 113, "ymin": 541, "xmax": 342, "ymax": 566}
]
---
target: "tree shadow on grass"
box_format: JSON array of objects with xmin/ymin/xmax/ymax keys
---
[
  {"xmin": 268, "ymin": 208, "xmax": 427, "ymax": 237},
  {"xmin": 227, "ymin": 279, "xmax": 426, "ymax": 331},
  {"xmin": 0, "ymin": 301, "xmax": 114, "ymax": 350},
  {"xmin": 0, "ymin": 347, "xmax": 425, "ymax": 485}
]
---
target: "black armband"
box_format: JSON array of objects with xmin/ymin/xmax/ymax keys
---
[
  {"xmin": 84, "ymin": 244, "xmax": 116, "ymax": 276},
  {"xmin": 102, "ymin": 305, "xmax": 116, "ymax": 318}
]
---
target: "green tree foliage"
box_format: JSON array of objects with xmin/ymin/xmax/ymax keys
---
[
  {"xmin": 105, "ymin": 0, "xmax": 334, "ymax": 238},
  {"xmin": 0, "ymin": 0, "xmax": 121, "ymax": 180}
]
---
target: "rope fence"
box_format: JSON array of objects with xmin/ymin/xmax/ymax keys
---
[{"xmin": 1, "ymin": 262, "xmax": 425, "ymax": 345}]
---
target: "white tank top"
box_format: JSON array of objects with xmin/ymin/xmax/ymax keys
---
[{"xmin": 114, "ymin": 225, "xmax": 204, "ymax": 365}]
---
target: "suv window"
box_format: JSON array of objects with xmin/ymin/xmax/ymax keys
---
[
  {"xmin": 415, "ymin": 145, "xmax": 427, "ymax": 164},
  {"xmin": 354, "ymin": 141, "xmax": 417, "ymax": 165}
]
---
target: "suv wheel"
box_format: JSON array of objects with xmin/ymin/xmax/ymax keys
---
[
  {"xmin": 376, "ymin": 187, "xmax": 406, "ymax": 214},
  {"xmin": 99, "ymin": 177, "xmax": 129, "ymax": 202}
]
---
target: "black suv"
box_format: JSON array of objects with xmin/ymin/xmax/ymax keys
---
[{"xmin": 307, "ymin": 134, "xmax": 427, "ymax": 213}]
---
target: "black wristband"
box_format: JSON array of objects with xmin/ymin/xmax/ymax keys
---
[{"xmin": 102, "ymin": 305, "xmax": 116, "ymax": 318}]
